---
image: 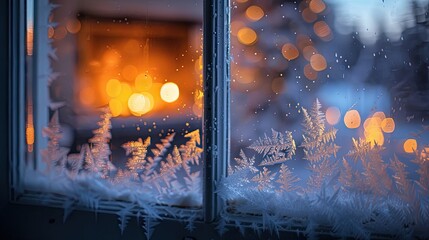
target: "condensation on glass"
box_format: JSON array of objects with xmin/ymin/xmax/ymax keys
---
[
  {"xmin": 24, "ymin": 0, "xmax": 203, "ymax": 207},
  {"xmin": 224, "ymin": 0, "xmax": 429, "ymax": 237}
]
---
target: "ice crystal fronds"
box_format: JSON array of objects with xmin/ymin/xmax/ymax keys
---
[
  {"xmin": 301, "ymin": 99, "xmax": 339, "ymax": 189},
  {"xmin": 249, "ymin": 129, "xmax": 296, "ymax": 166},
  {"xmin": 41, "ymin": 111, "xmax": 69, "ymax": 172},
  {"xmin": 276, "ymin": 164, "xmax": 300, "ymax": 192},
  {"xmin": 234, "ymin": 149, "xmax": 258, "ymax": 173},
  {"xmin": 251, "ymin": 167, "xmax": 276, "ymax": 191}
]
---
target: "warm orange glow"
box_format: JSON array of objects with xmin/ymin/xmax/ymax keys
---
[
  {"xmin": 237, "ymin": 27, "xmax": 258, "ymax": 45},
  {"xmin": 235, "ymin": 67, "xmax": 257, "ymax": 84},
  {"xmin": 124, "ymin": 39, "xmax": 140, "ymax": 55},
  {"xmin": 66, "ymin": 18, "xmax": 81, "ymax": 34},
  {"xmin": 271, "ymin": 77, "xmax": 284, "ymax": 94},
  {"xmin": 303, "ymin": 46, "xmax": 318, "ymax": 61},
  {"xmin": 403, "ymin": 139, "xmax": 417, "ymax": 153},
  {"xmin": 381, "ymin": 118, "xmax": 395, "ymax": 133},
  {"xmin": 344, "ymin": 110, "xmax": 361, "ymax": 129},
  {"xmin": 309, "ymin": 0, "xmax": 326, "ymax": 14},
  {"xmin": 26, "ymin": 104, "xmax": 34, "ymax": 152},
  {"xmin": 373, "ymin": 111, "xmax": 386, "ymax": 120},
  {"xmin": 296, "ymin": 35, "xmax": 312, "ymax": 50},
  {"xmin": 53, "ymin": 26, "xmax": 67, "ymax": 40},
  {"xmin": 231, "ymin": 21, "xmax": 245, "ymax": 37},
  {"xmin": 122, "ymin": 65, "xmax": 138, "ymax": 81},
  {"xmin": 365, "ymin": 128, "xmax": 384, "ymax": 148},
  {"xmin": 135, "ymin": 73, "xmax": 153, "ymax": 91},
  {"xmin": 313, "ymin": 21, "xmax": 331, "ymax": 39},
  {"xmin": 326, "ymin": 106, "xmax": 341, "ymax": 125},
  {"xmin": 193, "ymin": 103, "xmax": 203, "ymax": 118},
  {"xmin": 106, "ymin": 79, "xmax": 122, "ymax": 98},
  {"xmin": 302, "ymin": 8, "xmax": 317, "ymax": 23},
  {"xmin": 245, "ymin": 5, "xmax": 264, "ymax": 22},
  {"xmin": 27, "ymin": 27, "xmax": 33, "ymax": 56},
  {"xmin": 128, "ymin": 93, "xmax": 147, "ymax": 116},
  {"xmin": 141, "ymin": 92, "xmax": 155, "ymax": 112},
  {"xmin": 236, "ymin": 0, "xmax": 248, "ymax": 2},
  {"xmin": 160, "ymin": 82, "xmax": 180, "ymax": 103},
  {"xmin": 48, "ymin": 26, "xmax": 55, "ymax": 39},
  {"xmin": 281, "ymin": 43, "xmax": 299, "ymax": 61},
  {"xmin": 80, "ymin": 87, "xmax": 96, "ymax": 106},
  {"xmin": 363, "ymin": 117, "xmax": 381, "ymax": 131},
  {"xmin": 118, "ymin": 83, "xmax": 133, "ymax": 116},
  {"xmin": 304, "ymin": 64, "xmax": 318, "ymax": 80},
  {"xmin": 102, "ymin": 49, "xmax": 121, "ymax": 66},
  {"xmin": 310, "ymin": 54, "xmax": 327, "ymax": 71},
  {"xmin": 109, "ymin": 98, "xmax": 123, "ymax": 117}
]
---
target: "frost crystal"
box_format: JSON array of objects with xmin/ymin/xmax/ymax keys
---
[
  {"xmin": 251, "ymin": 167, "xmax": 276, "ymax": 191},
  {"xmin": 249, "ymin": 129, "xmax": 296, "ymax": 166},
  {"xmin": 301, "ymin": 99, "xmax": 339, "ymax": 189},
  {"xmin": 41, "ymin": 111, "xmax": 69, "ymax": 172}
]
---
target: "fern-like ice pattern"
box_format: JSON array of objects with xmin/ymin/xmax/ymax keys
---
[{"xmin": 220, "ymin": 99, "xmax": 429, "ymax": 239}]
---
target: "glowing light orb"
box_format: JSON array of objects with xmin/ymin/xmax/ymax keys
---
[
  {"xmin": 302, "ymin": 8, "xmax": 317, "ymax": 23},
  {"xmin": 344, "ymin": 110, "xmax": 361, "ymax": 129},
  {"xmin": 66, "ymin": 19, "xmax": 81, "ymax": 34},
  {"xmin": 365, "ymin": 128, "xmax": 384, "ymax": 148},
  {"xmin": 309, "ymin": 0, "xmax": 326, "ymax": 13},
  {"xmin": 160, "ymin": 82, "xmax": 180, "ymax": 103},
  {"xmin": 281, "ymin": 43, "xmax": 299, "ymax": 61},
  {"xmin": 403, "ymin": 139, "xmax": 417, "ymax": 153},
  {"xmin": 245, "ymin": 5, "xmax": 264, "ymax": 22},
  {"xmin": 106, "ymin": 79, "xmax": 122, "ymax": 98},
  {"xmin": 128, "ymin": 93, "xmax": 146, "ymax": 115},
  {"xmin": 310, "ymin": 54, "xmax": 327, "ymax": 71},
  {"xmin": 237, "ymin": 27, "xmax": 257, "ymax": 45},
  {"xmin": 381, "ymin": 118, "xmax": 395, "ymax": 133},
  {"xmin": 109, "ymin": 99, "xmax": 123, "ymax": 117},
  {"xmin": 326, "ymin": 106, "xmax": 341, "ymax": 125},
  {"xmin": 313, "ymin": 21, "xmax": 331, "ymax": 38},
  {"xmin": 304, "ymin": 64, "xmax": 318, "ymax": 80},
  {"xmin": 135, "ymin": 73, "xmax": 153, "ymax": 91}
]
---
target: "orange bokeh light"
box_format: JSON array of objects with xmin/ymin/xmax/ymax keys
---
[
  {"xmin": 344, "ymin": 110, "xmax": 361, "ymax": 129},
  {"xmin": 381, "ymin": 118, "xmax": 395, "ymax": 133},
  {"xmin": 313, "ymin": 21, "xmax": 331, "ymax": 38},
  {"xmin": 302, "ymin": 8, "xmax": 317, "ymax": 23},
  {"xmin": 310, "ymin": 54, "xmax": 327, "ymax": 71},
  {"xmin": 304, "ymin": 64, "xmax": 318, "ymax": 80},
  {"xmin": 109, "ymin": 98, "xmax": 123, "ymax": 117},
  {"xmin": 245, "ymin": 5, "xmax": 264, "ymax": 22},
  {"xmin": 303, "ymin": 45, "xmax": 318, "ymax": 61},
  {"xmin": 160, "ymin": 82, "xmax": 180, "ymax": 103},
  {"xmin": 122, "ymin": 65, "xmax": 138, "ymax": 81},
  {"xmin": 281, "ymin": 43, "xmax": 299, "ymax": 61},
  {"xmin": 66, "ymin": 18, "xmax": 81, "ymax": 34},
  {"xmin": 326, "ymin": 106, "xmax": 341, "ymax": 125},
  {"xmin": 237, "ymin": 27, "xmax": 258, "ymax": 45},
  {"xmin": 309, "ymin": 0, "xmax": 326, "ymax": 14},
  {"xmin": 80, "ymin": 87, "xmax": 96, "ymax": 106},
  {"xmin": 365, "ymin": 128, "xmax": 384, "ymax": 148},
  {"xmin": 403, "ymin": 139, "xmax": 417, "ymax": 153},
  {"xmin": 135, "ymin": 73, "xmax": 153, "ymax": 91},
  {"xmin": 106, "ymin": 79, "xmax": 122, "ymax": 98}
]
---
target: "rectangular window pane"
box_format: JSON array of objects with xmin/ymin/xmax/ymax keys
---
[
  {"xmin": 24, "ymin": 0, "xmax": 204, "ymax": 208},
  {"xmin": 225, "ymin": 0, "xmax": 429, "ymax": 237}
]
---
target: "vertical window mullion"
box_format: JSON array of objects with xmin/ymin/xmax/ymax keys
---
[{"xmin": 203, "ymin": 0, "xmax": 230, "ymax": 222}]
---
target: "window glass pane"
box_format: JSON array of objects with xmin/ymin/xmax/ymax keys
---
[
  {"xmin": 226, "ymin": 0, "xmax": 429, "ymax": 236},
  {"xmin": 25, "ymin": 0, "xmax": 203, "ymax": 208}
]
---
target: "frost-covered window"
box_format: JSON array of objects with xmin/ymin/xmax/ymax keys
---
[
  {"xmin": 219, "ymin": 0, "xmax": 429, "ymax": 238},
  {"xmin": 20, "ymin": 0, "xmax": 204, "ymax": 219}
]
